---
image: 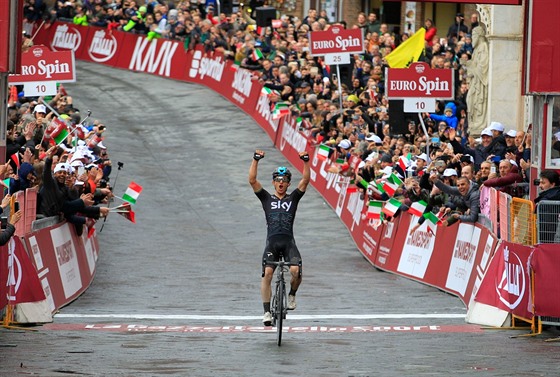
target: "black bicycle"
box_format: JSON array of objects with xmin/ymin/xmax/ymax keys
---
[{"xmin": 263, "ymin": 258, "xmax": 302, "ymax": 346}]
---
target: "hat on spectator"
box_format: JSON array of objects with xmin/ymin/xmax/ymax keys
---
[
  {"xmin": 70, "ymin": 160, "xmax": 84, "ymax": 168},
  {"xmin": 509, "ymin": 159, "xmax": 518, "ymax": 167},
  {"xmin": 84, "ymin": 163, "xmax": 97, "ymax": 171},
  {"xmin": 416, "ymin": 153, "xmax": 428, "ymax": 162},
  {"xmin": 481, "ymin": 128, "xmax": 493, "ymax": 137},
  {"xmin": 365, "ymin": 134, "xmax": 382, "ymax": 144},
  {"xmin": 34, "ymin": 104, "xmax": 46, "ymax": 114},
  {"xmin": 488, "ymin": 122, "xmax": 505, "ymax": 132},
  {"xmin": 358, "ymin": 161, "xmax": 366, "ymax": 169},
  {"xmin": 443, "ymin": 168, "xmax": 458, "ymax": 177},
  {"xmin": 54, "ymin": 163, "xmax": 71, "ymax": 174},
  {"xmin": 366, "ymin": 152, "xmax": 378, "ymax": 161},
  {"xmin": 380, "ymin": 154, "xmax": 392, "ymax": 163},
  {"xmin": 505, "ymin": 130, "xmax": 517, "ymax": 138},
  {"xmin": 555, "ymin": 131, "xmax": 560, "ymax": 140},
  {"xmin": 460, "ymin": 154, "xmax": 474, "ymax": 164},
  {"xmin": 338, "ymin": 139, "xmax": 352, "ymax": 149},
  {"xmin": 347, "ymin": 95, "xmax": 359, "ymax": 105},
  {"xmin": 138, "ymin": 6, "xmax": 147, "ymax": 13},
  {"xmin": 300, "ymin": 82, "xmax": 310, "ymax": 88}
]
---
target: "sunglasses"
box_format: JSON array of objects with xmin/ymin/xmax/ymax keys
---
[{"xmin": 274, "ymin": 177, "xmax": 290, "ymax": 183}]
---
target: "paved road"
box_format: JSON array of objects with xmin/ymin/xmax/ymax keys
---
[{"xmin": 1, "ymin": 61, "xmax": 559, "ymax": 376}]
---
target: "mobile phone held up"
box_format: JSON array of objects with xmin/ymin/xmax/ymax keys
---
[{"xmin": 14, "ymin": 202, "xmax": 19, "ymax": 212}]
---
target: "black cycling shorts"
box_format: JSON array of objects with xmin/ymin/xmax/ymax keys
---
[{"xmin": 262, "ymin": 234, "xmax": 302, "ymax": 267}]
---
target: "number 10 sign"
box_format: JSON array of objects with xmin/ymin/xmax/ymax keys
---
[{"xmin": 403, "ymin": 97, "xmax": 435, "ymax": 113}]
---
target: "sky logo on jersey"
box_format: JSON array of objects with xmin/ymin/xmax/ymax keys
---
[{"xmin": 271, "ymin": 201, "xmax": 292, "ymax": 211}]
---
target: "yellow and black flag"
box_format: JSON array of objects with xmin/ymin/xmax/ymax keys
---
[{"xmin": 385, "ymin": 28, "xmax": 426, "ymax": 68}]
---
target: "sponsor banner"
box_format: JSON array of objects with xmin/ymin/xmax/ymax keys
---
[
  {"xmin": 375, "ymin": 220, "xmax": 397, "ymax": 268},
  {"xmin": 445, "ymin": 223, "xmax": 481, "ymax": 296},
  {"xmin": 0, "ymin": 238, "xmax": 45, "ymax": 310},
  {"xmin": 386, "ymin": 62, "xmax": 454, "ymax": 99},
  {"xmin": 116, "ymin": 33, "xmax": 185, "ymax": 80},
  {"xmin": 21, "ymin": 222, "xmax": 99, "ymax": 313},
  {"xmin": 474, "ymin": 241, "xmax": 533, "ymax": 320},
  {"xmin": 530, "ymin": 244, "xmax": 560, "ymax": 317},
  {"xmin": 397, "ymin": 215, "xmax": 437, "ymax": 279},
  {"xmin": 9, "ymin": 45, "xmax": 75, "ymax": 84},
  {"xmin": 309, "ymin": 26, "xmax": 364, "ymax": 55},
  {"xmin": 49, "ymin": 22, "xmax": 89, "ymax": 56},
  {"xmin": 80, "ymin": 26, "xmax": 123, "ymax": 66},
  {"xmin": 463, "ymin": 228, "xmax": 498, "ymax": 305}
]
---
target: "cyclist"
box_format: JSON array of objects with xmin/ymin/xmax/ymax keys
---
[{"xmin": 249, "ymin": 149, "xmax": 310, "ymax": 326}]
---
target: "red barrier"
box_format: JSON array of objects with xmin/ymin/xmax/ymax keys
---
[
  {"xmin": 475, "ymin": 241, "xmax": 533, "ymax": 320},
  {"xmin": 21, "ymin": 222, "xmax": 99, "ymax": 313},
  {"xmin": 530, "ymin": 244, "xmax": 560, "ymax": 317}
]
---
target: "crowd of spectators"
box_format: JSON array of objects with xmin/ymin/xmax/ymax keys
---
[
  {"xmin": 5, "ymin": 82, "xmax": 113, "ymax": 236},
  {"xmin": 16, "ymin": 0, "xmax": 560, "ymax": 234}
]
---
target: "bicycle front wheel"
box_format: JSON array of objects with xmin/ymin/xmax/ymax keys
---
[{"xmin": 276, "ymin": 282, "xmax": 284, "ymax": 346}]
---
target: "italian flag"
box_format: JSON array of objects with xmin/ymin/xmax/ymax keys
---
[
  {"xmin": 408, "ymin": 200, "xmax": 427, "ymax": 217},
  {"xmin": 382, "ymin": 198, "xmax": 402, "ymax": 217},
  {"xmin": 317, "ymin": 144, "xmax": 331, "ymax": 160},
  {"xmin": 368, "ymin": 182, "xmax": 383, "ymax": 196},
  {"xmin": 382, "ymin": 180, "xmax": 399, "ymax": 197},
  {"xmin": 261, "ymin": 87, "xmax": 280, "ymax": 97},
  {"xmin": 252, "ymin": 48, "xmax": 264, "ymax": 61},
  {"xmin": 272, "ymin": 103, "xmax": 290, "ymax": 119},
  {"xmin": 367, "ymin": 200, "xmax": 383, "ymax": 219},
  {"xmin": 122, "ymin": 182, "xmax": 143, "ymax": 205},
  {"xmin": 398, "ymin": 153, "xmax": 411, "ymax": 171},
  {"xmin": 423, "ymin": 211, "xmax": 441, "ymax": 233},
  {"xmin": 10, "ymin": 153, "xmax": 20, "ymax": 169},
  {"xmin": 346, "ymin": 179, "xmax": 357, "ymax": 193},
  {"xmin": 54, "ymin": 127, "xmax": 70, "ymax": 145},
  {"xmin": 388, "ymin": 172, "xmax": 403, "ymax": 187}
]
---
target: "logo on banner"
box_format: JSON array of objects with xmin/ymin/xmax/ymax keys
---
[
  {"xmin": 51, "ymin": 24, "xmax": 82, "ymax": 51},
  {"xmin": 88, "ymin": 30, "xmax": 117, "ymax": 62},
  {"xmin": 496, "ymin": 246, "xmax": 526, "ymax": 310},
  {"xmin": 231, "ymin": 68, "xmax": 253, "ymax": 105},
  {"xmin": 129, "ymin": 38, "xmax": 178, "ymax": 77},
  {"xmin": 188, "ymin": 50, "xmax": 225, "ymax": 81},
  {"xmin": 6, "ymin": 240, "xmax": 22, "ymax": 301},
  {"xmin": 397, "ymin": 221, "xmax": 436, "ymax": 278},
  {"xmin": 445, "ymin": 224, "xmax": 481, "ymax": 296},
  {"xmin": 279, "ymin": 117, "xmax": 307, "ymax": 153}
]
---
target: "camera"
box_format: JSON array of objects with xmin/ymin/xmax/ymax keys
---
[
  {"xmin": 1, "ymin": 217, "xmax": 7, "ymax": 229},
  {"xmin": 98, "ymin": 179, "xmax": 108, "ymax": 189},
  {"xmin": 14, "ymin": 202, "xmax": 19, "ymax": 212},
  {"xmin": 117, "ymin": 161, "xmax": 124, "ymax": 169}
]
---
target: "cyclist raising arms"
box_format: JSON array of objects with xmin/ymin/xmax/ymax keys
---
[{"xmin": 249, "ymin": 149, "xmax": 311, "ymax": 326}]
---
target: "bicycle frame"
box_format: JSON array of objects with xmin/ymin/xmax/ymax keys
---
[{"xmin": 262, "ymin": 258, "xmax": 302, "ymax": 346}]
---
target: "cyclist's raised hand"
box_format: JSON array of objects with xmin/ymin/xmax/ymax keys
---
[
  {"xmin": 299, "ymin": 151, "xmax": 310, "ymax": 162},
  {"xmin": 254, "ymin": 150, "xmax": 265, "ymax": 161}
]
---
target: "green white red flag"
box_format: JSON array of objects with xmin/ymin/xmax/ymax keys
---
[
  {"xmin": 382, "ymin": 198, "xmax": 402, "ymax": 217},
  {"xmin": 317, "ymin": 144, "xmax": 331, "ymax": 160},
  {"xmin": 367, "ymin": 200, "xmax": 383, "ymax": 219},
  {"xmin": 122, "ymin": 182, "xmax": 143, "ymax": 205},
  {"xmin": 382, "ymin": 180, "xmax": 399, "ymax": 197},
  {"xmin": 252, "ymin": 48, "xmax": 264, "ymax": 60},
  {"xmin": 398, "ymin": 154, "xmax": 411, "ymax": 171},
  {"xmin": 408, "ymin": 200, "xmax": 427, "ymax": 217},
  {"xmin": 10, "ymin": 153, "xmax": 20, "ymax": 169},
  {"xmin": 423, "ymin": 211, "xmax": 441, "ymax": 233}
]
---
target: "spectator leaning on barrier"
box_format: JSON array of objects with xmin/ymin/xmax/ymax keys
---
[
  {"xmin": 430, "ymin": 174, "xmax": 480, "ymax": 225},
  {"xmin": 482, "ymin": 159, "xmax": 525, "ymax": 198},
  {"xmin": 534, "ymin": 170, "xmax": 560, "ymax": 243},
  {"xmin": 534, "ymin": 170, "xmax": 560, "ymax": 203}
]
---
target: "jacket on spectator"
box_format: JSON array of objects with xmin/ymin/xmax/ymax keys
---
[
  {"xmin": 38, "ymin": 157, "xmax": 67, "ymax": 217},
  {"xmin": 450, "ymin": 138, "xmax": 506, "ymax": 169},
  {"xmin": 434, "ymin": 180, "xmax": 480, "ymax": 222},
  {"xmin": 482, "ymin": 165, "xmax": 524, "ymax": 197}
]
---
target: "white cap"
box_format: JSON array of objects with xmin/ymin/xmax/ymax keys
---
[
  {"xmin": 358, "ymin": 161, "xmax": 366, "ymax": 169},
  {"xmin": 488, "ymin": 121, "xmax": 505, "ymax": 132},
  {"xmin": 34, "ymin": 104, "xmax": 47, "ymax": 113},
  {"xmin": 366, "ymin": 152, "xmax": 378, "ymax": 161},
  {"xmin": 443, "ymin": 168, "xmax": 458, "ymax": 177},
  {"xmin": 365, "ymin": 134, "xmax": 382, "ymax": 143},
  {"xmin": 416, "ymin": 153, "xmax": 428, "ymax": 161},
  {"xmin": 505, "ymin": 130, "xmax": 517, "ymax": 138},
  {"xmin": 54, "ymin": 163, "xmax": 71, "ymax": 174},
  {"xmin": 481, "ymin": 129, "xmax": 493, "ymax": 137},
  {"xmin": 509, "ymin": 159, "xmax": 518, "ymax": 167},
  {"xmin": 338, "ymin": 139, "xmax": 352, "ymax": 149},
  {"xmin": 554, "ymin": 132, "xmax": 560, "ymax": 140}
]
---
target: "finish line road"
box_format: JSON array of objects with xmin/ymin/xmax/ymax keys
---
[{"xmin": 0, "ymin": 61, "xmax": 559, "ymax": 376}]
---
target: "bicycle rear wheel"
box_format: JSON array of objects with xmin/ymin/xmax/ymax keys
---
[{"xmin": 276, "ymin": 282, "xmax": 284, "ymax": 346}]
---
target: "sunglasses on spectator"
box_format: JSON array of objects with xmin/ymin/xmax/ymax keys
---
[{"xmin": 274, "ymin": 177, "xmax": 290, "ymax": 183}]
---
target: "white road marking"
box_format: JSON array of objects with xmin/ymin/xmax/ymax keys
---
[{"xmin": 55, "ymin": 313, "xmax": 466, "ymax": 320}]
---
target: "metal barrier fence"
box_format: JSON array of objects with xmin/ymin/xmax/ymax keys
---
[
  {"xmin": 536, "ymin": 200, "xmax": 560, "ymax": 243},
  {"xmin": 511, "ymin": 197, "xmax": 536, "ymax": 246}
]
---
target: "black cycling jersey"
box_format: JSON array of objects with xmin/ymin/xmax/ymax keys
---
[{"xmin": 255, "ymin": 187, "xmax": 305, "ymax": 238}]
